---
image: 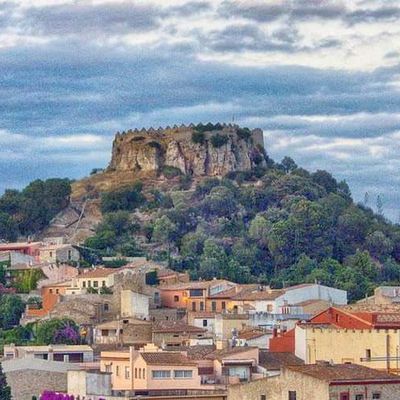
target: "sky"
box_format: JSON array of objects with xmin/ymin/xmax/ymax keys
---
[{"xmin": 1, "ymin": 0, "xmax": 400, "ymax": 219}]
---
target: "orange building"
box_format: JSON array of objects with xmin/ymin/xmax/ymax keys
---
[
  {"xmin": 25, "ymin": 281, "xmax": 71, "ymax": 318},
  {"xmin": 158, "ymin": 279, "xmax": 237, "ymax": 312}
]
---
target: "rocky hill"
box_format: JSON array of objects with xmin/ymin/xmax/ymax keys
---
[
  {"xmin": 109, "ymin": 123, "xmax": 265, "ymax": 176},
  {"xmin": 72, "ymin": 123, "xmax": 267, "ymax": 199}
]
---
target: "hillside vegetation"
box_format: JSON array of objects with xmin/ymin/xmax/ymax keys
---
[
  {"xmin": 84, "ymin": 155, "xmax": 400, "ymax": 302},
  {"xmin": 0, "ymin": 140, "xmax": 398, "ymax": 302}
]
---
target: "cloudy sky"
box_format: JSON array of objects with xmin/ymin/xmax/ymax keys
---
[{"xmin": 1, "ymin": 0, "xmax": 400, "ymax": 219}]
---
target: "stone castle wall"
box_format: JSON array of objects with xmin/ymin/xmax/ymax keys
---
[{"xmin": 108, "ymin": 124, "xmax": 266, "ymax": 177}]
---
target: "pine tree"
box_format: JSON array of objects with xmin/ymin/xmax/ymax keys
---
[{"xmin": 0, "ymin": 362, "xmax": 12, "ymax": 399}]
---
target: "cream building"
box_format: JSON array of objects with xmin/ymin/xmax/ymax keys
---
[{"xmin": 295, "ymin": 324, "xmax": 400, "ymax": 372}]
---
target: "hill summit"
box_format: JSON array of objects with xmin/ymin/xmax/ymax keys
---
[
  {"xmin": 109, "ymin": 123, "xmax": 266, "ymax": 176},
  {"xmin": 73, "ymin": 123, "xmax": 268, "ymax": 199}
]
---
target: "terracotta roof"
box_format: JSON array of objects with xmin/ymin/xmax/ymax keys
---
[
  {"xmin": 238, "ymin": 328, "xmax": 271, "ymax": 340},
  {"xmin": 293, "ymin": 299, "xmax": 330, "ymax": 307},
  {"xmin": 287, "ymin": 363, "xmax": 400, "ymax": 382},
  {"xmin": 140, "ymin": 352, "xmax": 196, "ymax": 366},
  {"xmin": 189, "ymin": 312, "xmax": 216, "ymax": 319},
  {"xmin": 96, "ymin": 319, "xmax": 151, "ymax": 329},
  {"xmin": 158, "ymin": 279, "xmax": 234, "ymax": 291},
  {"xmin": 284, "ymin": 283, "xmax": 315, "ymax": 291},
  {"xmin": 78, "ymin": 267, "xmax": 120, "ymax": 279},
  {"xmin": 152, "ymin": 320, "xmax": 206, "ymax": 334},
  {"xmin": 231, "ymin": 287, "xmax": 284, "ymax": 301},
  {"xmin": 259, "ymin": 351, "xmax": 304, "ymax": 370},
  {"xmin": 260, "ymin": 351, "xmax": 304, "ymax": 370},
  {"xmin": 43, "ymin": 280, "xmax": 73, "ymax": 288},
  {"xmin": 206, "ymin": 346, "xmax": 258, "ymax": 361},
  {"xmin": 165, "ymin": 345, "xmax": 216, "ymax": 360},
  {"xmin": 208, "ymin": 286, "xmax": 238, "ymax": 299}
]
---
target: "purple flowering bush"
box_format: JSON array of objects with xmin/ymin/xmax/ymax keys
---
[
  {"xmin": 40, "ymin": 392, "xmax": 106, "ymax": 400},
  {"xmin": 53, "ymin": 324, "xmax": 80, "ymax": 345}
]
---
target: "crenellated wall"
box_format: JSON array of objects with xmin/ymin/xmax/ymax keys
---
[{"xmin": 108, "ymin": 124, "xmax": 266, "ymax": 177}]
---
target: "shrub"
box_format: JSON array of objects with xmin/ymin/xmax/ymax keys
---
[
  {"xmin": 192, "ymin": 131, "xmax": 206, "ymax": 145},
  {"xmin": 237, "ymin": 127, "xmax": 251, "ymax": 140},
  {"xmin": 210, "ymin": 133, "xmax": 229, "ymax": 148},
  {"xmin": 162, "ymin": 166, "xmax": 183, "ymax": 179}
]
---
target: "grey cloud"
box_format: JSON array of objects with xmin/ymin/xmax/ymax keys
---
[
  {"xmin": 347, "ymin": 7, "xmax": 400, "ymax": 24},
  {"xmin": 165, "ymin": 1, "xmax": 211, "ymax": 16},
  {"xmin": 219, "ymin": 0, "xmax": 345, "ymax": 22},
  {"xmin": 24, "ymin": 2, "xmax": 159, "ymax": 36}
]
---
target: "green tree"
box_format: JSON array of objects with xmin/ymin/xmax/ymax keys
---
[
  {"xmin": 249, "ymin": 214, "xmax": 269, "ymax": 245},
  {"xmin": 0, "ymin": 362, "xmax": 11, "ymax": 400},
  {"xmin": 366, "ymin": 231, "xmax": 393, "ymax": 261},
  {"xmin": 280, "ymin": 156, "xmax": 297, "ymax": 173},
  {"xmin": 0, "ymin": 212, "xmax": 18, "ymax": 241},
  {"xmin": 0, "ymin": 294, "xmax": 25, "ymax": 329},
  {"xmin": 311, "ymin": 170, "xmax": 337, "ymax": 193}
]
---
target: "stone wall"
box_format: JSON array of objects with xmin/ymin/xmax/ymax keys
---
[
  {"xmin": 108, "ymin": 125, "xmax": 266, "ymax": 177},
  {"xmin": 6, "ymin": 369, "xmax": 67, "ymax": 400}
]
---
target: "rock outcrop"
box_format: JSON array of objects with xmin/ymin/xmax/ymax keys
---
[{"xmin": 108, "ymin": 124, "xmax": 266, "ymax": 177}]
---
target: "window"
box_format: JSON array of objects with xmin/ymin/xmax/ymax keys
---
[
  {"xmin": 355, "ymin": 395, "xmax": 364, "ymax": 400},
  {"xmin": 267, "ymin": 304, "xmax": 273, "ymax": 312},
  {"xmin": 49, "ymin": 289, "xmax": 53, "ymax": 294},
  {"xmin": 200, "ymin": 301, "xmax": 204, "ymax": 311},
  {"xmin": 143, "ymin": 368, "xmax": 145, "ymax": 379},
  {"xmin": 104, "ymin": 303, "xmax": 109, "ymax": 311},
  {"xmin": 139, "ymin": 368, "xmax": 141, "ymax": 379},
  {"xmin": 116, "ymin": 366, "xmax": 120, "ymax": 376},
  {"xmin": 340, "ymin": 393, "xmax": 349, "ymax": 400},
  {"xmin": 211, "ymin": 301, "xmax": 217, "ymax": 312},
  {"xmin": 102, "ymin": 280, "xmax": 106, "ymax": 287},
  {"xmin": 335, "ymin": 314, "xmax": 340, "ymax": 323},
  {"xmin": 135, "ymin": 368, "xmax": 137, "ymax": 378},
  {"xmin": 174, "ymin": 370, "xmax": 193, "ymax": 378},
  {"xmin": 125, "ymin": 367, "xmax": 130, "ymax": 379},
  {"xmin": 174, "ymin": 295, "xmax": 179, "ymax": 302},
  {"xmin": 288, "ymin": 391, "xmax": 296, "ymax": 400},
  {"xmin": 49, "ymin": 251, "xmax": 53, "ymax": 258},
  {"xmin": 372, "ymin": 393, "xmax": 381, "ymax": 399},
  {"xmin": 152, "ymin": 370, "xmax": 171, "ymax": 379},
  {"xmin": 101, "ymin": 329, "xmax": 109, "ymax": 336},
  {"xmin": 366, "ymin": 349, "xmax": 371, "ymax": 359},
  {"xmin": 222, "ymin": 301, "xmax": 226, "ymax": 310},
  {"xmin": 192, "ymin": 302, "xmax": 196, "ymax": 311},
  {"xmin": 88, "ymin": 280, "xmax": 91, "ymax": 287},
  {"xmin": 105, "ymin": 364, "xmax": 111, "ymax": 373},
  {"xmin": 189, "ymin": 289, "xmax": 203, "ymax": 297},
  {"xmin": 93, "ymin": 280, "xmax": 98, "ymax": 287},
  {"xmin": 83, "ymin": 281, "xmax": 86, "ymax": 288},
  {"xmin": 261, "ymin": 396, "xmax": 266, "ymax": 400},
  {"xmin": 203, "ymin": 319, "xmax": 208, "ymax": 327},
  {"xmin": 56, "ymin": 289, "xmax": 59, "ymax": 294}
]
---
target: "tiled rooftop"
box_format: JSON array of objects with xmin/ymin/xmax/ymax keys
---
[
  {"xmin": 287, "ymin": 363, "xmax": 400, "ymax": 382},
  {"xmin": 140, "ymin": 352, "xmax": 196, "ymax": 366},
  {"xmin": 152, "ymin": 320, "xmax": 206, "ymax": 333},
  {"xmin": 259, "ymin": 351, "xmax": 304, "ymax": 370}
]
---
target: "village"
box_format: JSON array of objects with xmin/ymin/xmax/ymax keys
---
[{"xmin": 1, "ymin": 238, "xmax": 400, "ymax": 400}]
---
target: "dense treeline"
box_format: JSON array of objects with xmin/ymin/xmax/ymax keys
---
[
  {"xmin": 0, "ymin": 178, "xmax": 71, "ymax": 240},
  {"xmin": 89, "ymin": 155, "xmax": 400, "ymax": 301}
]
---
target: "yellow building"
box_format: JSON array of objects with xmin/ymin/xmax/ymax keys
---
[{"xmin": 295, "ymin": 324, "xmax": 400, "ymax": 372}]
